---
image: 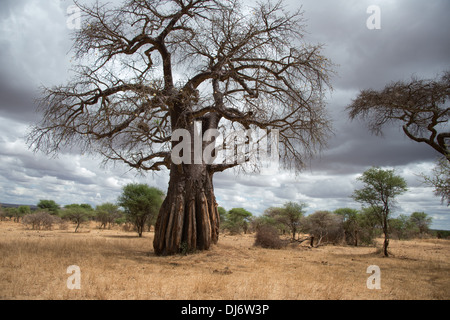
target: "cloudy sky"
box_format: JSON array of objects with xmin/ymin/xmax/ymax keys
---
[{"xmin": 0, "ymin": 0, "xmax": 449, "ymax": 229}]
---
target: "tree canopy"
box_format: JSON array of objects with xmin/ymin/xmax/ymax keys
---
[
  {"xmin": 352, "ymin": 167, "xmax": 408, "ymax": 256},
  {"xmin": 37, "ymin": 199, "xmax": 60, "ymax": 215},
  {"xmin": 347, "ymin": 71, "xmax": 450, "ymax": 160},
  {"xmin": 118, "ymin": 184, "xmax": 165, "ymax": 237}
]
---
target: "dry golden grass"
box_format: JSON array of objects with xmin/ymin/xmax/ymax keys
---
[{"xmin": 0, "ymin": 220, "xmax": 449, "ymax": 300}]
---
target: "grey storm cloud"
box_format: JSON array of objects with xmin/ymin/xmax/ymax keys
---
[
  {"xmin": 0, "ymin": 0, "xmax": 449, "ymax": 228},
  {"xmin": 299, "ymin": 0, "xmax": 450, "ymax": 90}
]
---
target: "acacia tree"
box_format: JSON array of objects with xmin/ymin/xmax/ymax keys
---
[
  {"xmin": 409, "ymin": 211, "xmax": 433, "ymax": 235},
  {"xmin": 282, "ymin": 201, "xmax": 306, "ymax": 240},
  {"xmin": 118, "ymin": 184, "xmax": 164, "ymax": 237},
  {"xmin": 63, "ymin": 204, "xmax": 94, "ymax": 232},
  {"xmin": 37, "ymin": 200, "xmax": 60, "ymax": 215},
  {"xmin": 223, "ymin": 207, "xmax": 252, "ymax": 234},
  {"xmin": 334, "ymin": 207, "xmax": 359, "ymax": 246},
  {"xmin": 347, "ymin": 71, "xmax": 450, "ymax": 161},
  {"xmin": 421, "ymin": 157, "xmax": 450, "ymax": 206},
  {"xmin": 352, "ymin": 167, "xmax": 407, "ymax": 257},
  {"xmin": 263, "ymin": 201, "xmax": 306, "ymax": 239},
  {"xmin": 96, "ymin": 202, "xmax": 122, "ymax": 229},
  {"xmin": 28, "ymin": 0, "xmax": 333, "ymax": 255}
]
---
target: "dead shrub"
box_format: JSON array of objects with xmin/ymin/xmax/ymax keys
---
[
  {"xmin": 254, "ymin": 225, "xmax": 285, "ymax": 249},
  {"xmin": 23, "ymin": 211, "xmax": 57, "ymax": 230}
]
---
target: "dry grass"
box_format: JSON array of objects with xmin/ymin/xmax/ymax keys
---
[{"xmin": 0, "ymin": 220, "xmax": 449, "ymax": 300}]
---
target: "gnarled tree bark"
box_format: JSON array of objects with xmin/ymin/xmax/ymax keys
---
[{"xmin": 154, "ymin": 163, "xmax": 219, "ymax": 255}]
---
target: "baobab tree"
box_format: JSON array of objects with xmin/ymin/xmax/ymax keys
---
[{"xmin": 28, "ymin": 0, "xmax": 333, "ymax": 255}]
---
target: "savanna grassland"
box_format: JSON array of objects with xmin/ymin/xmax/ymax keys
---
[{"xmin": 0, "ymin": 220, "xmax": 449, "ymax": 300}]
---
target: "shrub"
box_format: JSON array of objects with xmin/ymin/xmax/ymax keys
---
[
  {"xmin": 23, "ymin": 211, "xmax": 57, "ymax": 230},
  {"xmin": 254, "ymin": 225, "xmax": 285, "ymax": 249},
  {"xmin": 304, "ymin": 211, "xmax": 344, "ymax": 246}
]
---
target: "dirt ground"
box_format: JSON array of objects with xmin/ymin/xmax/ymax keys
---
[{"xmin": 0, "ymin": 220, "xmax": 449, "ymax": 300}]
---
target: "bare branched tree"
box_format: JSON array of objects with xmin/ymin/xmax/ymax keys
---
[
  {"xmin": 28, "ymin": 0, "xmax": 333, "ymax": 255},
  {"xmin": 347, "ymin": 71, "xmax": 450, "ymax": 161}
]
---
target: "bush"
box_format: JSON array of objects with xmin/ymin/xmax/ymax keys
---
[
  {"xmin": 304, "ymin": 211, "xmax": 345, "ymax": 246},
  {"xmin": 254, "ymin": 225, "xmax": 285, "ymax": 249},
  {"xmin": 23, "ymin": 211, "xmax": 58, "ymax": 230}
]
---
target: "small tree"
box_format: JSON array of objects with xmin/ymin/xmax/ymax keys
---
[
  {"xmin": 357, "ymin": 206, "xmax": 382, "ymax": 245},
  {"xmin": 4, "ymin": 208, "xmax": 18, "ymax": 221},
  {"xmin": 352, "ymin": 167, "xmax": 408, "ymax": 256},
  {"xmin": 223, "ymin": 208, "xmax": 252, "ymax": 234},
  {"xmin": 118, "ymin": 184, "xmax": 164, "ymax": 237},
  {"xmin": 96, "ymin": 202, "xmax": 122, "ymax": 229},
  {"xmin": 263, "ymin": 207, "xmax": 288, "ymax": 234},
  {"xmin": 263, "ymin": 202, "xmax": 306, "ymax": 239},
  {"xmin": 389, "ymin": 215, "xmax": 415, "ymax": 240},
  {"xmin": 16, "ymin": 206, "xmax": 31, "ymax": 223},
  {"xmin": 37, "ymin": 200, "xmax": 60, "ymax": 215},
  {"xmin": 254, "ymin": 224, "xmax": 285, "ymax": 249},
  {"xmin": 304, "ymin": 211, "xmax": 343, "ymax": 246},
  {"xmin": 281, "ymin": 202, "xmax": 306, "ymax": 240},
  {"xmin": 334, "ymin": 208, "xmax": 359, "ymax": 246},
  {"xmin": 63, "ymin": 204, "xmax": 94, "ymax": 232},
  {"xmin": 409, "ymin": 211, "xmax": 433, "ymax": 235}
]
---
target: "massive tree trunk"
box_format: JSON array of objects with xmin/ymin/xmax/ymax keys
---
[
  {"xmin": 153, "ymin": 109, "xmax": 221, "ymax": 256},
  {"xmin": 153, "ymin": 163, "xmax": 220, "ymax": 255}
]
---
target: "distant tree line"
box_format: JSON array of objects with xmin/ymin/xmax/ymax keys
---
[
  {"xmin": 218, "ymin": 167, "xmax": 439, "ymax": 256},
  {"xmin": 218, "ymin": 202, "xmax": 435, "ymax": 248},
  {"xmin": 0, "ymin": 168, "xmax": 443, "ymax": 255},
  {"xmin": 249, "ymin": 204, "xmax": 435, "ymax": 249},
  {"xmin": 0, "ymin": 183, "xmax": 165, "ymax": 237}
]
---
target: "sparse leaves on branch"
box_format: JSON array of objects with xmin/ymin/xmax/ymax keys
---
[{"xmin": 347, "ymin": 71, "xmax": 450, "ymax": 160}]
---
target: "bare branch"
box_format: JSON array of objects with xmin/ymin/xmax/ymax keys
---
[
  {"xmin": 30, "ymin": 0, "xmax": 334, "ymax": 173},
  {"xmin": 347, "ymin": 71, "xmax": 450, "ymax": 160}
]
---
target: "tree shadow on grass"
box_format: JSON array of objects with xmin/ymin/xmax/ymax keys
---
[{"xmin": 104, "ymin": 234, "xmax": 144, "ymax": 239}]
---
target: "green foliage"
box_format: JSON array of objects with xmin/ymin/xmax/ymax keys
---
[
  {"xmin": 261, "ymin": 202, "xmax": 306, "ymax": 239},
  {"xmin": 37, "ymin": 200, "xmax": 60, "ymax": 215},
  {"xmin": 352, "ymin": 167, "xmax": 408, "ymax": 256},
  {"xmin": 117, "ymin": 184, "xmax": 164, "ymax": 237},
  {"xmin": 282, "ymin": 201, "xmax": 307, "ymax": 239},
  {"xmin": 217, "ymin": 206, "xmax": 227, "ymax": 223},
  {"xmin": 390, "ymin": 212, "xmax": 434, "ymax": 239},
  {"xmin": 410, "ymin": 211, "xmax": 433, "ymax": 234},
  {"xmin": 352, "ymin": 167, "xmax": 408, "ymax": 213},
  {"xmin": 62, "ymin": 204, "xmax": 94, "ymax": 232},
  {"xmin": 3, "ymin": 207, "xmax": 29, "ymax": 222},
  {"xmin": 18, "ymin": 206, "xmax": 31, "ymax": 215},
  {"xmin": 334, "ymin": 208, "xmax": 359, "ymax": 245},
  {"xmin": 304, "ymin": 211, "xmax": 344, "ymax": 245},
  {"xmin": 223, "ymin": 208, "xmax": 252, "ymax": 234},
  {"xmin": 389, "ymin": 215, "xmax": 416, "ymax": 240},
  {"xmin": 432, "ymin": 229, "xmax": 450, "ymax": 239},
  {"xmin": 95, "ymin": 202, "xmax": 123, "ymax": 229}
]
